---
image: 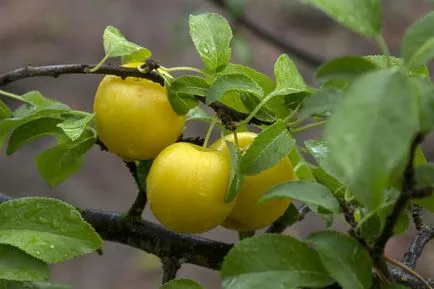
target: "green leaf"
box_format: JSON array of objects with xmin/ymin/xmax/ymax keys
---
[
  {"xmin": 0, "ymin": 245, "xmax": 48, "ymax": 281},
  {"xmin": 36, "ymin": 129, "xmax": 96, "ymax": 186},
  {"xmin": 240, "ymin": 120, "xmax": 295, "ymax": 175},
  {"xmin": 216, "ymin": 61, "xmax": 290, "ymax": 119},
  {"xmin": 221, "ymin": 234, "xmax": 332, "ymax": 289},
  {"xmin": 189, "ymin": 13, "xmax": 233, "ymax": 72},
  {"xmin": 218, "ymin": 91, "xmax": 250, "ymax": 113},
  {"xmin": 168, "ymin": 93, "xmax": 199, "ymax": 115},
  {"xmin": 0, "ymin": 197, "xmax": 102, "ymax": 263},
  {"xmin": 20, "ymin": 91, "xmax": 57, "ymax": 110},
  {"xmin": 0, "ymin": 280, "xmax": 71, "ymax": 289},
  {"xmin": 401, "ymin": 11, "xmax": 434, "ymax": 68},
  {"xmin": 160, "ymin": 279, "xmax": 203, "ymax": 289},
  {"xmin": 414, "ymin": 163, "xmax": 434, "ymax": 211},
  {"xmin": 103, "ymin": 26, "xmax": 151, "ymax": 58},
  {"xmin": 169, "ymin": 75, "xmax": 209, "ymax": 96},
  {"xmin": 241, "ymin": 94, "xmax": 277, "ymax": 122},
  {"xmin": 261, "ymin": 180, "xmax": 340, "ymax": 214},
  {"xmin": 298, "ymin": 88, "xmax": 343, "ymax": 120},
  {"xmin": 168, "ymin": 76, "xmax": 208, "ymax": 115},
  {"xmin": 0, "ymin": 100, "xmax": 12, "ymax": 120},
  {"xmin": 206, "ymin": 73, "xmax": 263, "ymax": 104},
  {"xmin": 268, "ymin": 54, "xmax": 307, "ymax": 97},
  {"xmin": 312, "ymin": 167, "xmax": 345, "ymax": 198},
  {"xmin": 57, "ymin": 113, "xmax": 94, "ymax": 141},
  {"xmin": 359, "ymin": 189, "xmax": 411, "ymax": 243},
  {"xmin": 218, "ymin": 63, "xmax": 274, "ymax": 94},
  {"xmin": 285, "ymin": 91, "xmax": 312, "ymax": 111},
  {"xmin": 216, "ymin": 62, "xmax": 285, "ymax": 120},
  {"xmin": 185, "ymin": 106, "xmax": 213, "ymax": 122},
  {"xmin": 304, "ymin": 140, "xmax": 342, "ymax": 182},
  {"xmin": 316, "ymin": 56, "xmax": 378, "ymax": 85},
  {"xmin": 0, "ymin": 103, "xmax": 70, "ymax": 147},
  {"xmin": 300, "ymin": 0, "xmax": 382, "ymax": 37},
  {"xmin": 122, "ymin": 49, "xmax": 152, "ymax": 64},
  {"xmin": 415, "ymin": 163, "xmax": 434, "ymax": 188},
  {"xmin": 307, "ymin": 231, "xmax": 373, "ymax": 289},
  {"xmin": 325, "ymin": 70, "xmax": 419, "ymax": 209},
  {"xmin": 363, "ymin": 55, "xmax": 430, "ymax": 78},
  {"xmin": 225, "ymin": 141, "xmax": 244, "ymax": 203},
  {"xmin": 288, "ymin": 146, "xmax": 316, "ymax": 181},
  {"xmin": 6, "ymin": 118, "xmax": 64, "ymax": 155},
  {"xmin": 411, "ymin": 77, "xmax": 434, "ymax": 133}
]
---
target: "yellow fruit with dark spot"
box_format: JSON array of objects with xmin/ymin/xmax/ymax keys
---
[
  {"xmin": 210, "ymin": 132, "xmax": 297, "ymax": 231},
  {"xmin": 147, "ymin": 142, "xmax": 236, "ymax": 234},
  {"xmin": 93, "ymin": 62, "xmax": 185, "ymax": 160}
]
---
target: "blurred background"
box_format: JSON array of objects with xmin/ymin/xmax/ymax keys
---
[{"xmin": 0, "ymin": 0, "xmax": 432, "ymax": 288}]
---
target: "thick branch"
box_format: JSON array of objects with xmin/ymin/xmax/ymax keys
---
[
  {"xmin": 209, "ymin": 0, "xmax": 325, "ymax": 67},
  {"xmin": 0, "ymin": 193, "xmax": 231, "ymax": 270},
  {"xmin": 0, "ymin": 64, "xmax": 164, "ymax": 86},
  {"xmin": 0, "ymin": 192, "xmax": 432, "ymax": 288}
]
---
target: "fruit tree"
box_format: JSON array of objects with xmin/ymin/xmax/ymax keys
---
[{"xmin": 0, "ymin": 1, "xmax": 434, "ymax": 288}]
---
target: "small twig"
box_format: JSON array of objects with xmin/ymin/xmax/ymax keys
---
[
  {"xmin": 209, "ymin": 0, "xmax": 325, "ymax": 67},
  {"xmin": 403, "ymin": 225, "xmax": 434, "ymax": 270},
  {"xmin": 386, "ymin": 256, "xmax": 432, "ymax": 289},
  {"xmin": 389, "ymin": 266, "xmax": 434, "ymax": 289},
  {"xmin": 266, "ymin": 205, "xmax": 310, "ymax": 233},
  {"xmin": 412, "ymin": 204, "xmax": 425, "ymax": 232},
  {"xmin": 208, "ymin": 100, "xmax": 272, "ymax": 126},
  {"xmin": 0, "ymin": 64, "xmax": 271, "ymax": 126},
  {"xmin": 338, "ymin": 200, "xmax": 367, "ymax": 245},
  {"xmin": 0, "ymin": 64, "xmax": 164, "ymax": 87},
  {"xmin": 178, "ymin": 135, "xmax": 205, "ymax": 146},
  {"xmin": 161, "ymin": 257, "xmax": 181, "ymax": 284},
  {"xmin": 372, "ymin": 133, "xmax": 424, "ymax": 260},
  {"xmin": 124, "ymin": 161, "xmax": 147, "ymax": 218},
  {"xmin": 95, "ymin": 137, "xmax": 108, "ymax": 151}
]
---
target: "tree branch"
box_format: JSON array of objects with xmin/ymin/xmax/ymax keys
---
[
  {"xmin": 208, "ymin": 101, "xmax": 272, "ymax": 126},
  {"xmin": 412, "ymin": 204, "xmax": 425, "ymax": 232},
  {"xmin": 266, "ymin": 205, "xmax": 310, "ymax": 234},
  {"xmin": 209, "ymin": 0, "xmax": 325, "ymax": 67},
  {"xmin": 403, "ymin": 204, "xmax": 434, "ymax": 270},
  {"xmin": 0, "ymin": 193, "xmax": 232, "ymax": 270},
  {"xmin": 0, "ymin": 64, "xmax": 164, "ymax": 86},
  {"xmin": 0, "ymin": 64, "xmax": 269, "ymax": 126},
  {"xmin": 0, "ymin": 192, "xmax": 432, "ymax": 288},
  {"xmin": 162, "ymin": 257, "xmax": 181, "ymax": 284},
  {"xmin": 372, "ymin": 133, "xmax": 425, "ymax": 260},
  {"xmin": 389, "ymin": 266, "xmax": 434, "ymax": 289},
  {"xmin": 403, "ymin": 225, "xmax": 434, "ymax": 270},
  {"xmin": 124, "ymin": 161, "xmax": 147, "ymax": 219}
]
